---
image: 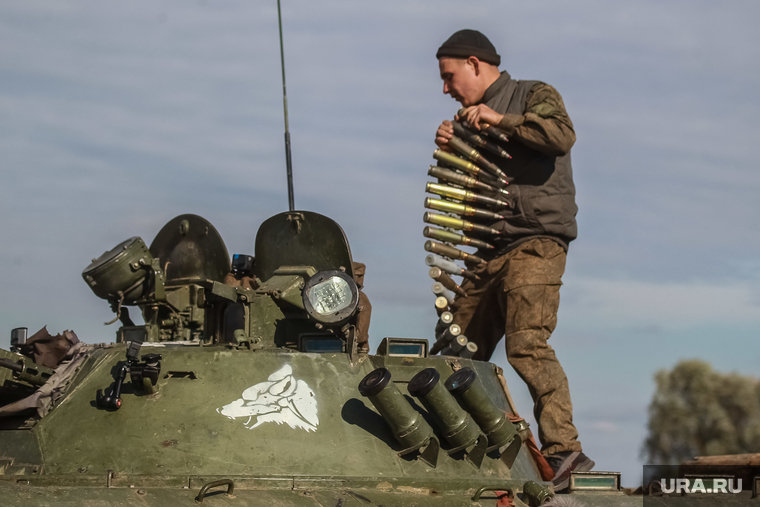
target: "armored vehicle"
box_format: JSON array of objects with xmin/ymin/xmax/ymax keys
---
[{"xmin": 0, "ymin": 211, "xmax": 641, "ymax": 506}]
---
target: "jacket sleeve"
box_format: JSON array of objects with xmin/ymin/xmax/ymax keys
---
[{"xmin": 496, "ymin": 83, "xmax": 576, "ymax": 156}]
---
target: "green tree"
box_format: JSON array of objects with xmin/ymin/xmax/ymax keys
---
[{"xmin": 642, "ymin": 359, "xmax": 760, "ymax": 464}]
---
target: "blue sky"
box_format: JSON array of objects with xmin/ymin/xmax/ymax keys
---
[{"xmin": 1, "ymin": 1, "xmax": 758, "ymax": 486}]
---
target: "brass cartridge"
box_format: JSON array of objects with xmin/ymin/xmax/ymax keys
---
[
  {"xmin": 433, "ymin": 149, "xmax": 506, "ymax": 186},
  {"xmin": 426, "ymin": 182, "xmax": 507, "ymax": 209},
  {"xmin": 424, "ymin": 212, "xmax": 502, "ymax": 236},
  {"xmin": 482, "ymin": 125, "xmax": 509, "ymax": 144},
  {"xmin": 446, "ymin": 136, "xmax": 508, "ymax": 183},
  {"xmin": 436, "ymin": 323, "xmax": 460, "ymax": 342},
  {"xmin": 428, "ymin": 266, "xmax": 467, "ymax": 298},
  {"xmin": 451, "ymin": 122, "xmax": 511, "ymax": 159},
  {"xmin": 424, "ymin": 198, "xmax": 505, "ymax": 221},
  {"xmin": 458, "ymin": 108, "xmax": 510, "ymax": 143},
  {"xmin": 425, "ymin": 253, "xmax": 480, "ymax": 281},
  {"xmin": 424, "ymin": 227, "xmax": 495, "ymax": 250},
  {"xmin": 432, "ymin": 148, "xmax": 478, "ymax": 175},
  {"xmin": 431, "ymin": 282, "xmax": 455, "ymax": 305},
  {"xmin": 459, "ymin": 341, "xmax": 478, "ymax": 359},
  {"xmin": 433, "ymin": 323, "xmax": 461, "ymax": 351},
  {"xmin": 424, "ymin": 240, "xmax": 486, "ymax": 267},
  {"xmin": 428, "ymin": 165, "xmax": 509, "ymax": 196},
  {"xmin": 434, "ymin": 296, "xmax": 449, "ymax": 316},
  {"xmin": 435, "ymin": 311, "xmax": 454, "ymax": 334},
  {"xmin": 440, "ymin": 335, "xmax": 468, "ymax": 356}
]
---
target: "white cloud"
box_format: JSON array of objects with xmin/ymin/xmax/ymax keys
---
[{"xmin": 590, "ymin": 421, "xmax": 619, "ymax": 435}]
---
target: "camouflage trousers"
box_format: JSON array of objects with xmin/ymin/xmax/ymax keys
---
[{"xmin": 450, "ymin": 238, "xmax": 582, "ymax": 456}]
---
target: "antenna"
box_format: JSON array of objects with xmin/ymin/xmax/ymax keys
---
[{"xmin": 277, "ymin": 0, "xmax": 295, "ymax": 211}]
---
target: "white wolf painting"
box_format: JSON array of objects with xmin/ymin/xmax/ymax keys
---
[{"xmin": 217, "ymin": 364, "xmax": 318, "ymax": 432}]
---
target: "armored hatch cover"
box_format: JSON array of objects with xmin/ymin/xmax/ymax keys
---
[
  {"xmin": 254, "ymin": 211, "xmax": 354, "ymax": 282},
  {"xmin": 149, "ymin": 214, "xmax": 230, "ymax": 284}
]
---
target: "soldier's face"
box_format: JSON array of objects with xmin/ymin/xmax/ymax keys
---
[{"xmin": 439, "ymin": 58, "xmax": 481, "ymax": 107}]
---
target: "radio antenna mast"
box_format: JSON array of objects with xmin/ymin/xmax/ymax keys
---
[{"xmin": 277, "ymin": 0, "xmax": 295, "ymax": 211}]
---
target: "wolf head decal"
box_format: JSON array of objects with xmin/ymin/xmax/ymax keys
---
[{"xmin": 217, "ymin": 364, "xmax": 318, "ymax": 432}]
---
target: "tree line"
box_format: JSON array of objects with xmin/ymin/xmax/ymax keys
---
[{"xmin": 642, "ymin": 359, "xmax": 760, "ymax": 464}]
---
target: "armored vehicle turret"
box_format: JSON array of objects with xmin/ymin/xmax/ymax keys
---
[{"xmin": 0, "ymin": 211, "xmax": 637, "ymax": 506}]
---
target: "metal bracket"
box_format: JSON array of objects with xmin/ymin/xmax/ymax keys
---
[
  {"xmin": 418, "ymin": 436, "xmax": 441, "ymax": 468},
  {"xmin": 196, "ymin": 479, "xmax": 234, "ymax": 502},
  {"xmin": 472, "ymin": 486, "xmax": 514, "ymax": 502},
  {"xmin": 149, "ymin": 258, "xmax": 165, "ymax": 301},
  {"xmin": 346, "ymin": 325, "xmax": 358, "ymax": 365},
  {"xmin": 0, "ymin": 459, "xmax": 13, "ymax": 474},
  {"xmin": 287, "ymin": 212, "xmax": 304, "ymax": 233},
  {"xmin": 463, "ymin": 434, "xmax": 488, "ymax": 469},
  {"xmin": 444, "ymin": 431, "xmax": 488, "ymax": 469},
  {"xmin": 397, "ymin": 435, "xmax": 441, "ymax": 469},
  {"xmin": 497, "ymin": 437, "xmax": 522, "ymax": 469}
]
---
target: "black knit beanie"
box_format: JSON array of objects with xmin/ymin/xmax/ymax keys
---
[{"xmin": 436, "ymin": 29, "xmax": 500, "ymax": 66}]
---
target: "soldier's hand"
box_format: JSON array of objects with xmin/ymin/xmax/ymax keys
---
[
  {"xmin": 435, "ymin": 120, "xmax": 454, "ymax": 152},
  {"xmin": 456, "ymin": 105, "xmax": 504, "ymax": 131}
]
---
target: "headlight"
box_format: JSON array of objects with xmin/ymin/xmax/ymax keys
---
[
  {"xmin": 82, "ymin": 237, "xmax": 153, "ymax": 303},
  {"xmin": 302, "ymin": 270, "xmax": 359, "ymax": 326}
]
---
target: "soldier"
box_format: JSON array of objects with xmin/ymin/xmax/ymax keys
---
[{"xmin": 434, "ymin": 29, "xmax": 593, "ymax": 490}]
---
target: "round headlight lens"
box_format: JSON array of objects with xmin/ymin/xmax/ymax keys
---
[
  {"xmin": 302, "ymin": 270, "xmax": 359, "ymax": 326},
  {"xmin": 308, "ymin": 276, "xmax": 353, "ymax": 315}
]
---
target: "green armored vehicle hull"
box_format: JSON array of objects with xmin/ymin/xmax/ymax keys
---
[{"xmin": 0, "ymin": 211, "xmax": 644, "ymax": 506}]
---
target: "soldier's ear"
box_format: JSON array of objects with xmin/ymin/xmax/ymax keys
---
[{"xmin": 466, "ymin": 56, "xmax": 481, "ymax": 76}]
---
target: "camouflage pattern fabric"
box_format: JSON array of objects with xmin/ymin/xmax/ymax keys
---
[
  {"xmin": 450, "ymin": 238, "xmax": 581, "ymax": 455},
  {"xmin": 18, "ymin": 327, "xmax": 80, "ymax": 369},
  {"xmin": 223, "ymin": 272, "xmax": 258, "ymax": 290},
  {"xmin": 0, "ymin": 342, "xmax": 92, "ymax": 419},
  {"xmin": 497, "ymin": 83, "xmax": 576, "ymax": 157}
]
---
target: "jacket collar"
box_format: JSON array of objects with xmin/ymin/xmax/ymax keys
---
[{"xmin": 481, "ymin": 70, "xmax": 512, "ymax": 104}]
